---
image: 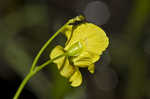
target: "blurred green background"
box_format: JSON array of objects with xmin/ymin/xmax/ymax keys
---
[{"xmin": 0, "ymin": 0, "xmax": 150, "ymax": 99}]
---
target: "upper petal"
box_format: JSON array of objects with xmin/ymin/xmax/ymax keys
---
[{"xmin": 65, "ymin": 23, "xmax": 109, "ymax": 56}]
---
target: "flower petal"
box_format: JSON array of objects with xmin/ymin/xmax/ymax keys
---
[
  {"xmin": 63, "ymin": 25, "xmax": 73, "ymax": 45},
  {"xmin": 69, "ymin": 68, "xmax": 82, "ymax": 87},
  {"xmin": 65, "ymin": 23, "xmax": 109, "ymax": 55},
  {"xmin": 60, "ymin": 58, "xmax": 74, "ymax": 78},
  {"xmin": 50, "ymin": 45, "xmax": 65, "ymax": 69},
  {"xmin": 73, "ymin": 51, "xmax": 100, "ymax": 67},
  {"xmin": 50, "ymin": 45, "xmax": 75, "ymax": 78},
  {"xmin": 88, "ymin": 64, "xmax": 95, "ymax": 74}
]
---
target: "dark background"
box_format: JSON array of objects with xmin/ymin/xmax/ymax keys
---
[{"xmin": 0, "ymin": 0, "xmax": 150, "ymax": 99}]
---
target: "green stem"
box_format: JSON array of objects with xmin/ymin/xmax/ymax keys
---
[
  {"xmin": 13, "ymin": 71, "xmax": 35, "ymax": 99},
  {"xmin": 30, "ymin": 24, "xmax": 66, "ymax": 71},
  {"xmin": 13, "ymin": 53, "xmax": 66, "ymax": 99},
  {"xmin": 34, "ymin": 53, "xmax": 67, "ymax": 73}
]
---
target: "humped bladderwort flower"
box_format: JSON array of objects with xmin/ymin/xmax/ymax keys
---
[
  {"xmin": 50, "ymin": 17, "xmax": 109, "ymax": 87},
  {"xmin": 13, "ymin": 15, "xmax": 109, "ymax": 99}
]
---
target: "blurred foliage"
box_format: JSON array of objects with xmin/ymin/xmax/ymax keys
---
[{"xmin": 0, "ymin": 0, "xmax": 150, "ymax": 99}]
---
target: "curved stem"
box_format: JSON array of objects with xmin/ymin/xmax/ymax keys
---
[
  {"xmin": 30, "ymin": 24, "xmax": 66, "ymax": 71},
  {"xmin": 34, "ymin": 53, "xmax": 67, "ymax": 73},
  {"xmin": 13, "ymin": 53, "xmax": 66, "ymax": 99},
  {"xmin": 13, "ymin": 71, "xmax": 34, "ymax": 99}
]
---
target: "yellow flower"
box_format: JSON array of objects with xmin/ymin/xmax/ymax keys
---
[{"xmin": 50, "ymin": 22, "xmax": 109, "ymax": 87}]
